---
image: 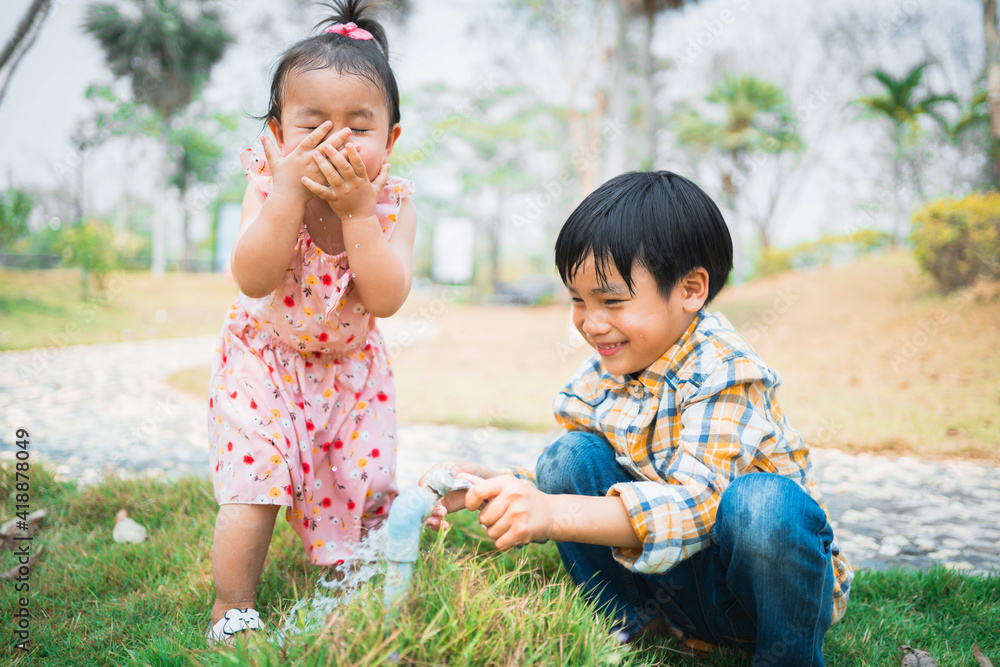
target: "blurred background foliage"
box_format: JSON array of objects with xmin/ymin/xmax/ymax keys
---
[{"xmin": 0, "ymin": 0, "xmax": 998, "ymax": 296}]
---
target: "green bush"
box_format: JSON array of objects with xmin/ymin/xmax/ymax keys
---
[
  {"xmin": 13, "ymin": 218, "xmax": 150, "ymax": 278},
  {"xmin": 13, "ymin": 224, "xmax": 65, "ymax": 257},
  {"xmin": 757, "ymin": 247, "xmax": 794, "ymax": 277},
  {"xmin": 754, "ymin": 229, "xmax": 894, "ymax": 278},
  {"xmin": 0, "ymin": 187, "xmax": 33, "ymax": 251},
  {"xmin": 910, "ymin": 193, "xmax": 1000, "ymax": 292},
  {"xmin": 846, "ymin": 228, "xmax": 895, "ymax": 252}
]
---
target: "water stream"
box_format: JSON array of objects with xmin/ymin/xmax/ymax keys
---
[{"xmin": 279, "ymin": 469, "xmax": 471, "ymax": 638}]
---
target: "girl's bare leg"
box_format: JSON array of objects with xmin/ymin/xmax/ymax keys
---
[{"xmin": 211, "ymin": 504, "xmax": 281, "ymax": 625}]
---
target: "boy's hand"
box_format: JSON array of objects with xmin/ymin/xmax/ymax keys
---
[
  {"xmin": 419, "ymin": 461, "xmax": 498, "ymax": 532},
  {"xmin": 463, "ymin": 474, "xmax": 554, "ymax": 551},
  {"xmin": 262, "ymin": 122, "xmax": 348, "ymax": 204},
  {"xmin": 303, "ymin": 141, "xmax": 390, "ymax": 221}
]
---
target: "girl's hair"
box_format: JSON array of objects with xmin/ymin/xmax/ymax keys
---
[
  {"xmin": 261, "ymin": 0, "xmax": 400, "ymax": 130},
  {"xmin": 555, "ymin": 171, "xmax": 733, "ymax": 305}
]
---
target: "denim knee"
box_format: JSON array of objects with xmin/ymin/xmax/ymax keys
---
[
  {"xmin": 535, "ymin": 431, "xmax": 621, "ymax": 496},
  {"xmin": 715, "ymin": 473, "xmax": 829, "ymax": 555}
]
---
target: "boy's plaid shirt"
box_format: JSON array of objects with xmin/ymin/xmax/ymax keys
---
[{"xmin": 515, "ymin": 309, "xmax": 852, "ymax": 624}]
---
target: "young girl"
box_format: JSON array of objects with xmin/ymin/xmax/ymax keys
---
[{"xmin": 206, "ymin": 0, "xmax": 415, "ymax": 643}]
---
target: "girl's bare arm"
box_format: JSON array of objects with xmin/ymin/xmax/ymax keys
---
[
  {"xmin": 304, "ymin": 142, "xmax": 416, "ymax": 318},
  {"xmin": 340, "ymin": 195, "xmax": 416, "ymax": 318},
  {"xmin": 230, "ymin": 178, "xmax": 306, "ymax": 298},
  {"xmin": 231, "ymin": 124, "xmax": 348, "ymax": 298}
]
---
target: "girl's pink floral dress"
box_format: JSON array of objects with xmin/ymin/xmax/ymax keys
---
[{"xmin": 208, "ymin": 148, "xmax": 414, "ymax": 565}]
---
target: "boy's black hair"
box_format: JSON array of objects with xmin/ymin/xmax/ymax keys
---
[
  {"xmin": 555, "ymin": 170, "xmax": 733, "ymax": 304},
  {"xmin": 259, "ymin": 0, "xmax": 400, "ymax": 131}
]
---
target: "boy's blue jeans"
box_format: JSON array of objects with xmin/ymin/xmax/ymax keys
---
[{"xmin": 535, "ymin": 431, "xmax": 835, "ymax": 667}]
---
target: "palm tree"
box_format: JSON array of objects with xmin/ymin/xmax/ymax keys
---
[
  {"xmin": 84, "ymin": 0, "xmax": 232, "ymax": 276},
  {"xmin": 672, "ymin": 74, "xmax": 804, "ymax": 248},
  {"xmin": 853, "ymin": 63, "xmax": 957, "ymax": 242},
  {"xmin": 947, "ymin": 89, "xmax": 989, "ymax": 142}
]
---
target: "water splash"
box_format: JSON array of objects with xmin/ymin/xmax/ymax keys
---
[
  {"xmin": 276, "ymin": 469, "xmax": 471, "ymax": 640},
  {"xmin": 280, "ymin": 526, "xmax": 390, "ymax": 637}
]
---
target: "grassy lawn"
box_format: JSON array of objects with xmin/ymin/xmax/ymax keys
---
[
  {"xmin": 2, "ymin": 462, "xmax": 998, "ymax": 666},
  {"xmin": 0, "ymin": 268, "xmax": 238, "ymax": 351}
]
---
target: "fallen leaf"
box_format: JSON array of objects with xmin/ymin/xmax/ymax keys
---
[
  {"xmin": 1, "ymin": 509, "xmax": 47, "ymax": 536},
  {"xmin": 0, "ymin": 546, "xmax": 43, "ymax": 580},
  {"xmin": 974, "ymin": 644, "xmax": 995, "ymax": 667},
  {"xmin": 0, "ymin": 509, "xmax": 47, "ymax": 551},
  {"xmin": 900, "ymin": 645, "xmax": 938, "ymax": 667}
]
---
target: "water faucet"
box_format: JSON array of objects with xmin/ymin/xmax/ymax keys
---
[{"xmin": 383, "ymin": 469, "xmax": 473, "ymax": 614}]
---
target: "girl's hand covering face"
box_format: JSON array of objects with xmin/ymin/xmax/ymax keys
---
[
  {"xmin": 302, "ymin": 140, "xmax": 391, "ymax": 220},
  {"xmin": 261, "ymin": 122, "xmax": 348, "ymax": 203}
]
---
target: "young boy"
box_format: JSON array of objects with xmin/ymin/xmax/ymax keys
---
[{"xmin": 422, "ymin": 170, "xmax": 852, "ymax": 664}]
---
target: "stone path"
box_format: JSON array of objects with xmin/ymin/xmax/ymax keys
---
[{"xmin": 1, "ymin": 335, "xmax": 998, "ymax": 576}]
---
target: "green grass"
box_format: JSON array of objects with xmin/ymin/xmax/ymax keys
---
[
  {"xmin": 0, "ymin": 268, "xmax": 238, "ymax": 351},
  {"xmin": 2, "ymin": 462, "xmax": 998, "ymax": 666}
]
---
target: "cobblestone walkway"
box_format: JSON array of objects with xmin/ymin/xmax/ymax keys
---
[{"xmin": 2, "ymin": 335, "xmax": 998, "ymax": 576}]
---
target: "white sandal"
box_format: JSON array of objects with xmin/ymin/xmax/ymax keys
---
[{"xmin": 207, "ymin": 608, "xmax": 261, "ymax": 645}]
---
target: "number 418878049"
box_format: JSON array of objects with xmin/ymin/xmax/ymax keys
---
[{"xmin": 14, "ymin": 428, "xmax": 30, "ymax": 512}]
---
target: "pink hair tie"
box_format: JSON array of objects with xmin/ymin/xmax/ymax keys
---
[{"xmin": 325, "ymin": 22, "xmax": 373, "ymax": 40}]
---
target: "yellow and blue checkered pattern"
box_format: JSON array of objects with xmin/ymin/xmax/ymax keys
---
[{"xmin": 514, "ymin": 309, "xmax": 853, "ymax": 631}]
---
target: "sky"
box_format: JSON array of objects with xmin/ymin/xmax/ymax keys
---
[{"xmin": 0, "ymin": 0, "xmax": 988, "ymax": 254}]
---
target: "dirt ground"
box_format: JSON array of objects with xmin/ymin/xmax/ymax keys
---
[{"xmin": 387, "ymin": 252, "xmax": 1000, "ymax": 460}]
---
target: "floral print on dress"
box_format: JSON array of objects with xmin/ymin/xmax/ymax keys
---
[{"xmin": 209, "ymin": 148, "xmax": 414, "ymax": 565}]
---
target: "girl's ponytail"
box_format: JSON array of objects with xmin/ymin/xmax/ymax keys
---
[
  {"xmin": 262, "ymin": 0, "xmax": 401, "ymax": 129},
  {"xmin": 318, "ymin": 0, "xmax": 390, "ymax": 57}
]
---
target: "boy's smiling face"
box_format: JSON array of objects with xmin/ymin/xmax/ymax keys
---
[{"xmin": 567, "ymin": 255, "xmax": 708, "ymax": 377}]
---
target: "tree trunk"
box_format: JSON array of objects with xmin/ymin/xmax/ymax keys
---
[
  {"xmin": 181, "ymin": 185, "xmax": 191, "ymax": 272},
  {"xmin": 639, "ymin": 10, "xmax": 658, "ymax": 168},
  {"xmin": 568, "ymin": 108, "xmax": 600, "ymax": 197},
  {"xmin": 0, "ymin": 0, "xmax": 52, "ymax": 109},
  {"xmin": 603, "ymin": 0, "xmax": 631, "ymax": 181},
  {"xmin": 489, "ymin": 188, "xmax": 502, "ymax": 297},
  {"xmin": 892, "ymin": 124, "xmax": 905, "ymax": 244},
  {"xmin": 153, "ymin": 118, "xmax": 171, "ymax": 276},
  {"xmin": 720, "ymin": 165, "xmax": 747, "ymax": 283},
  {"xmin": 74, "ymin": 143, "xmax": 86, "ymax": 223},
  {"xmin": 985, "ymin": 0, "xmax": 1000, "ymax": 187}
]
